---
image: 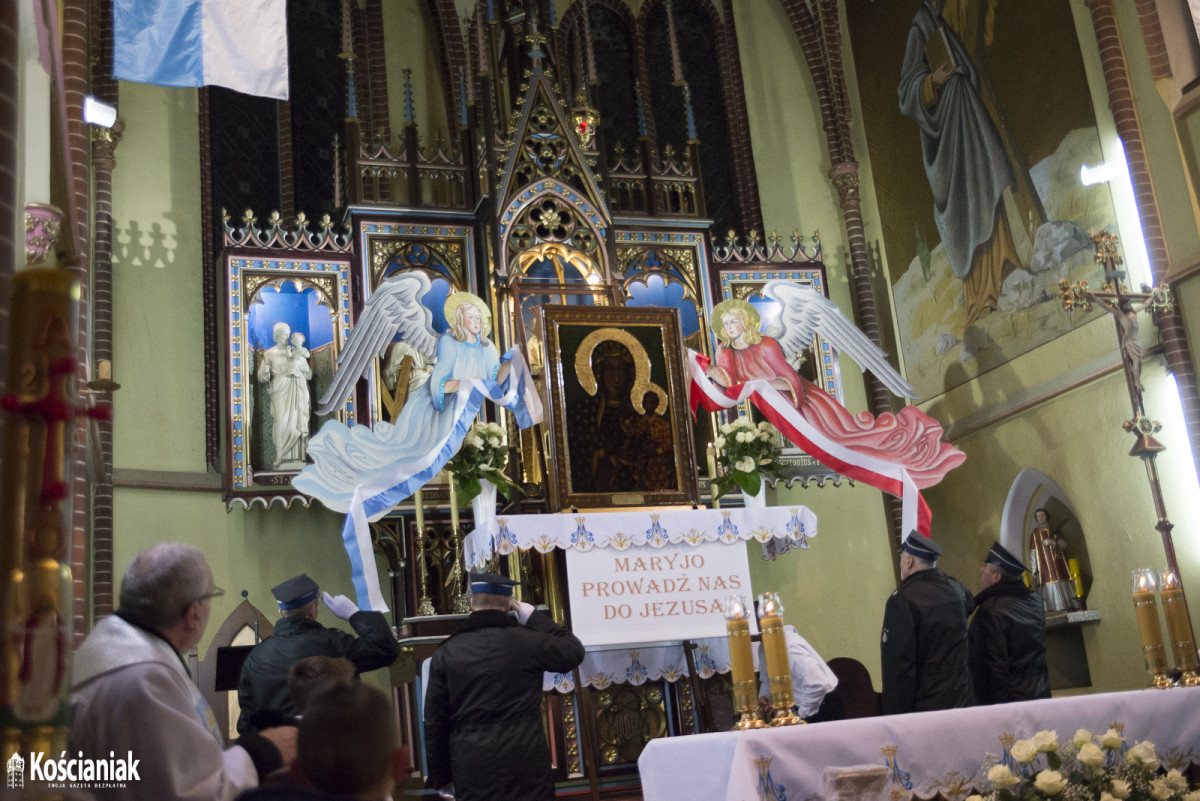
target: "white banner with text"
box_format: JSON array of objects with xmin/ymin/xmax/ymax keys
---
[{"xmin": 565, "ymin": 539, "xmax": 754, "ymax": 647}]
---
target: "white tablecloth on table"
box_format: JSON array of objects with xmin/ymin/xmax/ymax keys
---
[
  {"xmin": 637, "ymin": 687, "xmax": 1200, "ymax": 801},
  {"xmin": 464, "ymin": 505, "xmax": 817, "ymax": 570}
]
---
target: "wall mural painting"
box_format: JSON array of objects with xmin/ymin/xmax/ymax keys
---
[{"xmin": 846, "ymin": 0, "xmax": 1113, "ymax": 397}]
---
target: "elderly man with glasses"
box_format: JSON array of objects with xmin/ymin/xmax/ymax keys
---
[{"xmin": 70, "ymin": 542, "xmax": 297, "ymax": 801}]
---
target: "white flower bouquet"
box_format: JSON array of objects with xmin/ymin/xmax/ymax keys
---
[
  {"xmin": 711, "ymin": 416, "xmax": 785, "ymax": 499},
  {"xmin": 971, "ymin": 729, "xmax": 1197, "ymax": 801},
  {"xmin": 445, "ymin": 420, "xmax": 520, "ymax": 504}
]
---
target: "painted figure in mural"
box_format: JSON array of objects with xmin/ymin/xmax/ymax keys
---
[
  {"xmin": 625, "ymin": 391, "xmax": 677, "ymax": 491},
  {"xmin": 293, "ymin": 273, "xmax": 511, "ymax": 515},
  {"xmin": 898, "ymin": 0, "xmax": 1025, "ymax": 325},
  {"xmin": 1028, "ymin": 508, "xmax": 1077, "ymax": 613},
  {"xmin": 704, "ymin": 285, "xmax": 965, "ymax": 488},
  {"xmin": 568, "ymin": 340, "xmax": 641, "ymax": 494},
  {"xmin": 257, "ymin": 321, "xmax": 313, "ymax": 470}
]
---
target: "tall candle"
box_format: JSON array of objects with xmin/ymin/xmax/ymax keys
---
[
  {"xmin": 707, "ymin": 444, "xmax": 719, "ymax": 509},
  {"xmin": 1133, "ymin": 590, "xmax": 1167, "ymax": 672},
  {"xmin": 1068, "ymin": 558, "xmax": 1083, "ymax": 598},
  {"xmin": 414, "ymin": 489, "xmax": 425, "ymax": 533},
  {"xmin": 726, "ymin": 616, "xmax": 754, "ymax": 681},
  {"xmin": 1160, "ymin": 586, "xmax": 1198, "ymax": 671},
  {"xmin": 449, "ymin": 474, "xmax": 460, "ymax": 532},
  {"xmin": 759, "ymin": 613, "xmax": 791, "ymax": 702}
]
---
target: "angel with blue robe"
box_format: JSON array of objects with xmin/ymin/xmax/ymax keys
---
[{"xmin": 292, "ymin": 273, "xmax": 536, "ymax": 522}]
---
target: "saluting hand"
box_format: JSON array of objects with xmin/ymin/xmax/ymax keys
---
[
  {"xmin": 322, "ymin": 591, "xmax": 360, "ymax": 620},
  {"xmin": 510, "ymin": 598, "xmax": 536, "ymax": 624}
]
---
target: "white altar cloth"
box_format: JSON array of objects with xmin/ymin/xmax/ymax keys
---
[
  {"xmin": 638, "ymin": 687, "xmax": 1200, "ymax": 801},
  {"xmin": 543, "ymin": 637, "xmax": 732, "ymax": 693},
  {"xmin": 463, "ymin": 505, "xmax": 817, "ymax": 569}
]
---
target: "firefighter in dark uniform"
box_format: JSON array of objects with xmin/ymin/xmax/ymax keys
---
[
  {"xmin": 423, "ymin": 573, "xmax": 586, "ymax": 801},
  {"xmin": 237, "ymin": 574, "xmax": 400, "ymax": 733},
  {"xmin": 880, "ymin": 531, "xmax": 975, "ymax": 714},
  {"xmin": 969, "ymin": 541, "xmax": 1051, "ymax": 704}
]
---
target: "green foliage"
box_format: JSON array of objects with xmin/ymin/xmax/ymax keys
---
[
  {"xmin": 711, "ymin": 416, "xmax": 786, "ymax": 500},
  {"xmin": 445, "ymin": 420, "xmax": 521, "ymax": 505}
]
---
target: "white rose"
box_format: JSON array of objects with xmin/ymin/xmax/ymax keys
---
[
  {"xmin": 486, "ymin": 422, "xmax": 502, "ymax": 434},
  {"xmin": 1166, "ymin": 771, "xmax": 1188, "ymax": 792},
  {"xmin": 966, "ymin": 796, "xmax": 985, "ymax": 801},
  {"xmin": 1032, "ymin": 730, "xmax": 1059, "ymax": 753},
  {"xmin": 713, "ymin": 436, "xmax": 726, "ymax": 449},
  {"xmin": 487, "ymin": 436, "xmax": 501, "ymax": 447},
  {"xmin": 1034, "ymin": 770, "xmax": 1066, "ymax": 795},
  {"xmin": 758, "ymin": 431, "xmax": 771, "ymax": 441},
  {"xmin": 1078, "ymin": 743, "xmax": 1105, "ymax": 767},
  {"xmin": 1128, "ymin": 741, "xmax": 1158, "ymax": 768},
  {"xmin": 1101, "ymin": 793, "xmax": 1119, "ymax": 801},
  {"xmin": 1183, "ymin": 790, "xmax": 1200, "ymax": 801},
  {"xmin": 1110, "ymin": 779, "xmax": 1131, "ymax": 799},
  {"xmin": 465, "ymin": 434, "xmax": 484, "ymax": 449},
  {"xmin": 1100, "ymin": 728, "xmax": 1124, "ymax": 750},
  {"xmin": 735, "ymin": 457, "xmax": 756, "ymax": 473},
  {"xmin": 719, "ymin": 423, "xmax": 733, "ymax": 435},
  {"xmin": 1074, "ymin": 729, "xmax": 1095, "ymax": 749},
  {"xmin": 988, "ymin": 764, "xmax": 1020, "ymax": 787},
  {"xmin": 1150, "ymin": 779, "xmax": 1174, "ymax": 800},
  {"xmin": 735, "ymin": 432, "xmax": 748, "ymax": 443},
  {"xmin": 1011, "ymin": 739, "xmax": 1038, "ymax": 765}
]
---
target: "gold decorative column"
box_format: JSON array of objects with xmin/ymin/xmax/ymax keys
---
[{"xmin": 1, "ymin": 269, "xmax": 107, "ymax": 758}]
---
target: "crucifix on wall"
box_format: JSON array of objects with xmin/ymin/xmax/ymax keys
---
[{"xmin": 1060, "ymin": 231, "xmax": 1198, "ymax": 682}]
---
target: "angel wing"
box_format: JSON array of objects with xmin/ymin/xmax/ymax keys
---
[
  {"xmin": 761, "ymin": 279, "xmax": 918, "ymax": 399},
  {"xmin": 316, "ymin": 271, "xmax": 440, "ymax": 415}
]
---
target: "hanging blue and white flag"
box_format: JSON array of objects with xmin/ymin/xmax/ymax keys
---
[{"xmin": 113, "ymin": 0, "xmax": 289, "ymax": 100}]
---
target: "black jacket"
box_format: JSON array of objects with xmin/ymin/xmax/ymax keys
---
[
  {"xmin": 969, "ymin": 578, "xmax": 1051, "ymax": 704},
  {"xmin": 237, "ymin": 611, "xmax": 400, "ymax": 733},
  {"xmin": 423, "ymin": 609, "xmax": 586, "ymax": 801},
  {"xmin": 881, "ymin": 567, "xmax": 975, "ymax": 714}
]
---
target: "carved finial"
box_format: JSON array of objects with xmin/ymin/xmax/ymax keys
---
[{"xmin": 403, "ymin": 67, "xmax": 415, "ymax": 124}]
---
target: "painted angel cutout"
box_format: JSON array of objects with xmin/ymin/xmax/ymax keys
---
[
  {"xmin": 705, "ymin": 282, "xmax": 963, "ymax": 489},
  {"xmin": 293, "ymin": 273, "xmax": 515, "ymax": 516}
]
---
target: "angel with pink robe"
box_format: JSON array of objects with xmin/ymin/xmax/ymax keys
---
[{"xmin": 705, "ymin": 283, "xmax": 964, "ymax": 489}]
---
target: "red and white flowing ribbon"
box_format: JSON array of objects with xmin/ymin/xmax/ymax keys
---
[{"xmin": 687, "ymin": 349, "xmax": 931, "ymax": 536}]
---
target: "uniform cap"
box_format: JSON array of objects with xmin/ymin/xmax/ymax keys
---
[
  {"xmin": 985, "ymin": 541, "xmax": 1027, "ymax": 574},
  {"xmin": 272, "ymin": 574, "xmax": 320, "ymax": 610},
  {"xmin": 469, "ymin": 572, "xmax": 519, "ymax": 597},
  {"xmin": 900, "ymin": 531, "xmax": 942, "ymax": 560}
]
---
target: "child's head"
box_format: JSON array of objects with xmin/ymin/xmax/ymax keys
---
[
  {"xmin": 290, "ymin": 331, "xmax": 306, "ymax": 348},
  {"xmin": 643, "ymin": 392, "xmax": 659, "ymax": 414}
]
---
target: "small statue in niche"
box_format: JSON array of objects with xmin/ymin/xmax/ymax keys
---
[
  {"xmin": 257, "ymin": 321, "xmax": 313, "ymax": 470},
  {"xmin": 1028, "ymin": 507, "xmax": 1079, "ymax": 613}
]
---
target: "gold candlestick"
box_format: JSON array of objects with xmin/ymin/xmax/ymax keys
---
[
  {"xmin": 1159, "ymin": 569, "xmax": 1199, "ymax": 686},
  {"xmin": 724, "ymin": 596, "xmax": 764, "ymax": 730},
  {"xmin": 757, "ymin": 592, "xmax": 801, "ymax": 726},
  {"xmin": 414, "ymin": 490, "xmax": 436, "ymax": 616},
  {"xmin": 1132, "ymin": 569, "xmax": 1172, "ymax": 689},
  {"xmin": 449, "ymin": 475, "xmax": 470, "ymax": 614}
]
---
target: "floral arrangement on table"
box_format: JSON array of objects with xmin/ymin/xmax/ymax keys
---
[
  {"xmin": 445, "ymin": 420, "xmax": 520, "ymax": 504},
  {"xmin": 711, "ymin": 416, "xmax": 786, "ymax": 499},
  {"xmin": 969, "ymin": 728, "xmax": 1198, "ymax": 801}
]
